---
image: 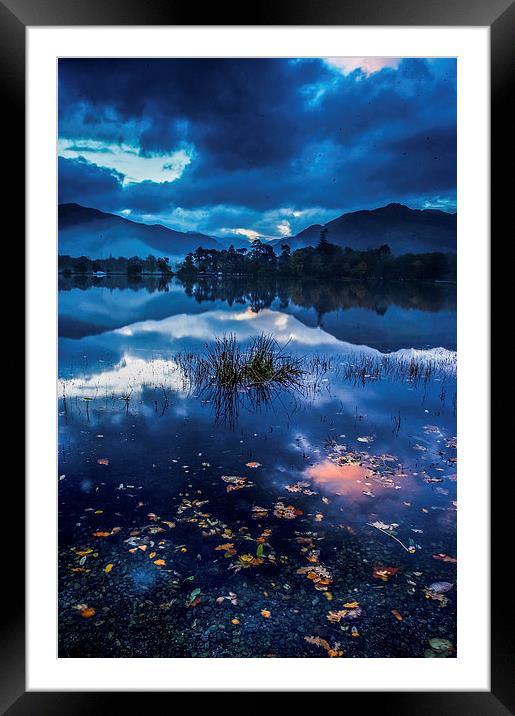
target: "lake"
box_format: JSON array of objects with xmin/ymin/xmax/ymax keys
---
[{"xmin": 58, "ymin": 276, "xmax": 457, "ymax": 658}]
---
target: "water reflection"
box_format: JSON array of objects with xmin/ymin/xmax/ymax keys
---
[
  {"xmin": 306, "ymin": 460, "xmax": 373, "ymax": 495},
  {"xmin": 59, "ymin": 275, "xmax": 456, "ymax": 351},
  {"xmin": 58, "ymin": 277, "xmax": 457, "ymax": 658}
]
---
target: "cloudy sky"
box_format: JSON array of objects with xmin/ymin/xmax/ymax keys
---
[{"xmin": 58, "ymin": 57, "xmax": 456, "ymax": 241}]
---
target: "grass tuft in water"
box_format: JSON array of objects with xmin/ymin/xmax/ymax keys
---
[
  {"xmin": 175, "ymin": 334, "xmax": 305, "ymax": 428},
  {"xmin": 179, "ymin": 333, "xmax": 305, "ymax": 391}
]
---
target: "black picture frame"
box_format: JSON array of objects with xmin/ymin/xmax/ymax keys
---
[{"xmin": 2, "ymin": 0, "xmax": 507, "ymax": 711}]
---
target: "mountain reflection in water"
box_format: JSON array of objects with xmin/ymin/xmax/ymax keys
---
[{"xmin": 58, "ymin": 276, "xmax": 457, "ymax": 659}]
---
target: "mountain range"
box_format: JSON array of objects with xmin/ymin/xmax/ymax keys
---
[
  {"xmin": 273, "ymin": 203, "xmax": 456, "ymax": 255},
  {"xmin": 59, "ymin": 202, "xmax": 456, "ymax": 259},
  {"xmin": 58, "ymin": 203, "xmax": 222, "ymax": 259}
]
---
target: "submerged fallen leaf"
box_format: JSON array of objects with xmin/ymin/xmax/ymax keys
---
[
  {"xmin": 245, "ymin": 462, "xmax": 262, "ymax": 468},
  {"xmin": 391, "ymin": 609, "xmax": 403, "ymax": 621},
  {"xmin": 221, "ymin": 475, "xmax": 254, "ymax": 492},
  {"xmin": 104, "ymin": 563, "xmax": 114, "ymax": 573},
  {"xmin": 428, "ymin": 638, "xmax": 454, "ymax": 653},
  {"xmin": 79, "ymin": 606, "xmax": 96, "ymax": 618},
  {"xmin": 428, "ymin": 581, "xmax": 453, "ymax": 594},
  {"xmin": 373, "ymin": 565, "xmax": 399, "ymax": 582},
  {"xmin": 97, "ymin": 458, "xmax": 109, "ymax": 466},
  {"xmin": 423, "ymin": 587, "xmax": 450, "ymax": 607},
  {"xmin": 432, "ymin": 553, "xmax": 457, "ymax": 564},
  {"xmin": 305, "ymin": 635, "xmax": 344, "ymax": 657},
  {"xmin": 231, "ymin": 618, "xmax": 240, "ymax": 625},
  {"xmin": 327, "ymin": 610, "xmax": 348, "ymax": 623},
  {"xmin": 261, "ymin": 609, "xmax": 271, "ymax": 618},
  {"xmin": 153, "ymin": 559, "xmax": 166, "ymax": 566},
  {"xmin": 273, "ymin": 502, "xmax": 303, "ymax": 519}
]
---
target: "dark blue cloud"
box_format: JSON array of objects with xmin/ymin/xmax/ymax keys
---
[
  {"xmin": 58, "ymin": 156, "xmax": 123, "ymax": 205},
  {"xmin": 58, "ymin": 57, "xmax": 456, "ymax": 238}
]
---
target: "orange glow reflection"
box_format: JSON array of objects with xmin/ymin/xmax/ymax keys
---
[{"xmin": 306, "ymin": 460, "xmax": 373, "ymax": 495}]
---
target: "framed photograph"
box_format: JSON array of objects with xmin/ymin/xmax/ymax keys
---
[{"xmin": 2, "ymin": 0, "xmax": 507, "ymax": 710}]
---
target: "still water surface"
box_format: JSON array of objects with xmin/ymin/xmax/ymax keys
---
[{"xmin": 58, "ymin": 277, "xmax": 457, "ymax": 658}]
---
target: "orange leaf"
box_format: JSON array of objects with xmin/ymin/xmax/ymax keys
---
[
  {"xmin": 79, "ymin": 606, "xmax": 96, "ymax": 618},
  {"xmin": 153, "ymin": 559, "xmax": 166, "ymax": 566},
  {"xmin": 261, "ymin": 609, "xmax": 271, "ymax": 618},
  {"xmin": 391, "ymin": 609, "xmax": 403, "ymax": 621},
  {"xmin": 343, "ymin": 601, "xmax": 360, "ymax": 608}
]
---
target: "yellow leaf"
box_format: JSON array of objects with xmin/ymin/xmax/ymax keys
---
[
  {"xmin": 104, "ymin": 563, "xmax": 114, "ymax": 573},
  {"xmin": 231, "ymin": 618, "xmax": 240, "ymax": 625},
  {"xmin": 154, "ymin": 559, "xmax": 166, "ymax": 566},
  {"xmin": 343, "ymin": 601, "xmax": 360, "ymax": 608},
  {"xmin": 149, "ymin": 552, "xmax": 156, "ymax": 559}
]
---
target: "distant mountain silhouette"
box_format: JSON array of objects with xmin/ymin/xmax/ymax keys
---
[
  {"xmin": 276, "ymin": 203, "xmax": 456, "ymax": 255},
  {"xmin": 59, "ymin": 203, "xmax": 222, "ymax": 259}
]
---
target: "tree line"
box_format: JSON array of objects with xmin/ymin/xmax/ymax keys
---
[
  {"xmin": 177, "ymin": 236, "xmax": 456, "ymax": 282},
  {"xmin": 58, "ymin": 235, "xmax": 456, "ymax": 283},
  {"xmin": 58, "ymin": 254, "xmax": 173, "ymax": 276}
]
